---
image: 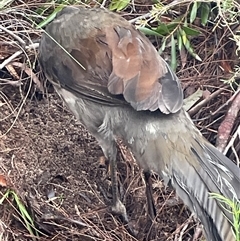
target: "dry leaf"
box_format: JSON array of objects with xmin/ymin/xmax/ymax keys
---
[{"xmin": 0, "ymin": 174, "xmax": 7, "ymax": 187}]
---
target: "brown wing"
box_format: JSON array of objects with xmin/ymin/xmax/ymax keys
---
[{"xmin": 39, "ymin": 6, "xmax": 183, "ymax": 113}]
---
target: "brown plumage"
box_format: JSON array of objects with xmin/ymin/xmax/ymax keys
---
[
  {"xmin": 39, "ymin": 6, "xmax": 240, "ymax": 241},
  {"xmin": 40, "ymin": 6, "xmax": 183, "ymax": 114}
]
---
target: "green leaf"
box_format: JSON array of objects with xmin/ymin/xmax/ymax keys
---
[
  {"xmin": 156, "ymin": 22, "xmax": 178, "ymax": 36},
  {"xmin": 10, "ymin": 191, "xmax": 36, "ymax": 237},
  {"xmin": 138, "ymin": 27, "xmax": 164, "ymax": 37},
  {"xmin": 155, "ymin": 23, "xmax": 170, "ymax": 35},
  {"xmin": 12, "ymin": 192, "xmax": 33, "ymax": 224},
  {"xmin": 182, "ymin": 26, "xmax": 200, "ymax": 36},
  {"xmin": 0, "ymin": 189, "xmax": 10, "ymax": 204},
  {"xmin": 179, "ymin": 28, "xmax": 187, "ymax": 45},
  {"xmin": 109, "ymin": 0, "xmax": 130, "ymax": 11},
  {"xmin": 171, "ymin": 35, "xmax": 177, "ymax": 71},
  {"xmin": 158, "ymin": 38, "xmax": 167, "ymax": 55},
  {"xmin": 179, "ymin": 29, "xmax": 202, "ymax": 61},
  {"xmin": 201, "ymin": 3, "xmax": 210, "ymax": 26},
  {"xmin": 177, "ymin": 31, "xmax": 183, "ymax": 51},
  {"xmin": 190, "ymin": 1, "xmax": 198, "ymax": 23},
  {"xmin": 37, "ymin": 5, "xmax": 64, "ymax": 29},
  {"xmin": 166, "ymin": 22, "xmax": 179, "ymax": 32}
]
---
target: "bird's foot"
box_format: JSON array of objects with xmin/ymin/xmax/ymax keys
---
[
  {"xmin": 97, "ymin": 183, "xmax": 129, "ymax": 222},
  {"xmin": 97, "ymin": 155, "xmax": 135, "ymax": 236},
  {"xmin": 110, "ymin": 199, "xmax": 128, "ymax": 223},
  {"xmin": 110, "ymin": 199, "xmax": 137, "ymax": 237}
]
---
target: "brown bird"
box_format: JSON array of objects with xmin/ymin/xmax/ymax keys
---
[{"xmin": 39, "ymin": 6, "xmax": 240, "ymax": 241}]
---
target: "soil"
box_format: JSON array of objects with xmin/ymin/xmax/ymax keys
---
[
  {"xmin": 0, "ymin": 3, "xmax": 239, "ymax": 240},
  {"xmin": 0, "ymin": 86, "xmax": 197, "ymax": 241}
]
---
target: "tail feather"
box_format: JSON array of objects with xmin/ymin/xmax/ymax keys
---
[
  {"xmin": 171, "ymin": 161, "xmax": 235, "ymax": 241},
  {"xmin": 169, "ymin": 132, "xmax": 239, "ymax": 241},
  {"xmin": 171, "ymin": 172, "xmax": 223, "ymax": 241},
  {"xmin": 133, "ymin": 110, "xmax": 240, "ymax": 241}
]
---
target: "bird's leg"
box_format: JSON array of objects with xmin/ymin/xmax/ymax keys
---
[
  {"xmin": 109, "ymin": 146, "xmax": 128, "ymax": 223},
  {"xmin": 143, "ymin": 171, "xmax": 156, "ymax": 220},
  {"xmin": 96, "ymin": 137, "xmax": 128, "ymax": 223},
  {"xmin": 142, "ymin": 171, "xmax": 157, "ymax": 239}
]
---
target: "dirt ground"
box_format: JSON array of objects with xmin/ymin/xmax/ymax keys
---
[
  {"xmin": 0, "ymin": 46, "xmax": 239, "ymax": 241},
  {"xmin": 0, "ymin": 2, "xmax": 240, "ymax": 241},
  {"xmin": 0, "ymin": 82, "xmax": 201, "ymax": 240}
]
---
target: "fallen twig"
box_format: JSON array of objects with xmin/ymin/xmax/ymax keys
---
[
  {"xmin": 188, "ymin": 87, "xmax": 226, "ymax": 116},
  {"xmin": 216, "ymin": 88, "xmax": 240, "ymax": 153},
  {"xmin": 0, "ymin": 24, "xmax": 26, "ymax": 47},
  {"xmin": 11, "ymin": 61, "xmax": 43, "ymax": 92},
  {"xmin": 0, "ymin": 78, "xmax": 21, "ymax": 86},
  {"xmin": 0, "ymin": 43, "xmax": 39, "ymax": 70}
]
